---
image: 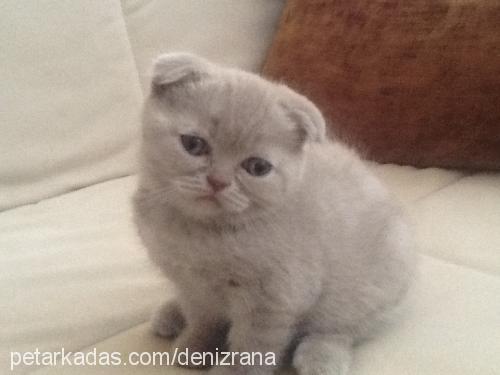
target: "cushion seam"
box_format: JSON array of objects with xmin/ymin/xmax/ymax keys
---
[
  {"xmin": 118, "ymin": 0, "xmax": 145, "ymax": 101},
  {"xmin": 419, "ymin": 252, "xmax": 499, "ymax": 279},
  {"xmin": 412, "ymin": 173, "xmax": 471, "ymax": 203}
]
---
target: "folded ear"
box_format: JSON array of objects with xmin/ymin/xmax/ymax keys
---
[
  {"xmin": 151, "ymin": 52, "xmax": 212, "ymax": 94},
  {"xmin": 279, "ymin": 87, "xmax": 326, "ymax": 144}
]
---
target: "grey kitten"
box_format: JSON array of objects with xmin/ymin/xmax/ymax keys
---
[{"xmin": 133, "ymin": 53, "xmax": 415, "ymax": 375}]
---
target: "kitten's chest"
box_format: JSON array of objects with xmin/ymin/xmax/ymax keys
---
[{"xmin": 157, "ymin": 224, "xmax": 260, "ymax": 285}]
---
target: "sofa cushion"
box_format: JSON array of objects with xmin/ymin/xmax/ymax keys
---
[
  {"xmin": 367, "ymin": 162, "xmax": 464, "ymax": 205},
  {"xmin": 0, "ymin": 176, "xmax": 167, "ymax": 373},
  {"xmin": 0, "ymin": 1, "xmax": 143, "ymax": 211},
  {"xmin": 30, "ymin": 255, "xmax": 500, "ymax": 375},
  {"xmin": 1, "ymin": 164, "xmax": 486, "ymax": 374},
  {"xmin": 121, "ymin": 0, "xmax": 285, "ymax": 93},
  {"xmin": 410, "ymin": 174, "xmax": 500, "ymax": 275}
]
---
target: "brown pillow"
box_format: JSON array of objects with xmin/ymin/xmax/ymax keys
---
[{"xmin": 263, "ymin": 0, "xmax": 500, "ymax": 170}]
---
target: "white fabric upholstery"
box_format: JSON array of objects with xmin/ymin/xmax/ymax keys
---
[
  {"xmin": 0, "ymin": 1, "xmax": 143, "ymax": 211},
  {"xmin": 2, "ymin": 1, "xmax": 499, "ymax": 374}
]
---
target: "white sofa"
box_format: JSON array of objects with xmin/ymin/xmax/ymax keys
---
[{"xmin": 1, "ymin": 1, "xmax": 499, "ymax": 374}]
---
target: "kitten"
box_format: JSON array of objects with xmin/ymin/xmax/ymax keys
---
[{"xmin": 133, "ymin": 53, "xmax": 415, "ymax": 375}]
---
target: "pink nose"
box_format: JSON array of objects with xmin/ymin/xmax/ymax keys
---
[{"xmin": 206, "ymin": 175, "xmax": 230, "ymax": 192}]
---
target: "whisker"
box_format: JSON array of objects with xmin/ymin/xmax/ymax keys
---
[
  {"xmin": 135, "ymin": 185, "xmax": 176, "ymax": 208},
  {"xmin": 221, "ymin": 190, "xmax": 249, "ymax": 211},
  {"xmin": 175, "ymin": 175, "xmax": 209, "ymax": 194},
  {"xmin": 227, "ymin": 189, "xmax": 250, "ymax": 206},
  {"xmin": 177, "ymin": 183, "xmax": 206, "ymax": 192}
]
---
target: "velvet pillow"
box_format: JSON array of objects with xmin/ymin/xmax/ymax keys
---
[{"xmin": 263, "ymin": 0, "xmax": 500, "ymax": 170}]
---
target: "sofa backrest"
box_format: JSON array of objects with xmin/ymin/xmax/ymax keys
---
[
  {"xmin": 0, "ymin": 0, "xmax": 284, "ymax": 211},
  {"xmin": 122, "ymin": 0, "xmax": 285, "ymax": 93}
]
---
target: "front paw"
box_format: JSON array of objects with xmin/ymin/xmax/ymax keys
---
[
  {"xmin": 173, "ymin": 322, "xmax": 228, "ymax": 369},
  {"xmin": 151, "ymin": 300, "xmax": 185, "ymax": 339},
  {"xmin": 172, "ymin": 332, "xmax": 214, "ymax": 369}
]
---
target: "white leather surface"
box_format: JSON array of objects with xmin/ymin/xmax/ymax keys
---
[
  {"xmin": 2, "ymin": 166, "xmax": 499, "ymax": 374},
  {"xmin": 0, "ymin": 1, "xmax": 143, "ymax": 211},
  {"xmin": 367, "ymin": 162, "xmax": 465, "ymax": 205},
  {"xmin": 31, "ymin": 256, "xmax": 500, "ymax": 375},
  {"xmin": 0, "ymin": 177, "xmax": 168, "ymax": 373},
  {"xmin": 121, "ymin": 0, "xmax": 285, "ymax": 93},
  {"xmin": 410, "ymin": 174, "xmax": 500, "ymax": 275}
]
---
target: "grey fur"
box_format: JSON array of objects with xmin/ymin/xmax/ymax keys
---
[{"xmin": 133, "ymin": 53, "xmax": 415, "ymax": 375}]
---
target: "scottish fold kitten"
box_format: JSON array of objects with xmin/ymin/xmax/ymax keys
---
[{"xmin": 133, "ymin": 53, "xmax": 415, "ymax": 375}]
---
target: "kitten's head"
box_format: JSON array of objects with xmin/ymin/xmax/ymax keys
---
[{"xmin": 140, "ymin": 53, "xmax": 326, "ymax": 223}]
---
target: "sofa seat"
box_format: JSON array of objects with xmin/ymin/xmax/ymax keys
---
[{"xmin": 2, "ymin": 165, "xmax": 499, "ymax": 374}]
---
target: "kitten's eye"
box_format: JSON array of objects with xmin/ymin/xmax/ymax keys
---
[
  {"xmin": 241, "ymin": 157, "xmax": 273, "ymax": 177},
  {"xmin": 180, "ymin": 134, "xmax": 210, "ymax": 156}
]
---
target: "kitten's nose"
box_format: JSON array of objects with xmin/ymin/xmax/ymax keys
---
[{"xmin": 206, "ymin": 175, "xmax": 230, "ymax": 193}]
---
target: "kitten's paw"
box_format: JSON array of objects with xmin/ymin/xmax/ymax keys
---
[
  {"xmin": 173, "ymin": 333, "xmax": 214, "ymax": 369},
  {"xmin": 293, "ymin": 334, "xmax": 352, "ymax": 375},
  {"xmin": 151, "ymin": 300, "xmax": 185, "ymax": 339},
  {"xmin": 173, "ymin": 321, "xmax": 229, "ymax": 369}
]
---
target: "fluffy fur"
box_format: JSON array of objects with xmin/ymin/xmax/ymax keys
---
[{"xmin": 133, "ymin": 53, "xmax": 415, "ymax": 375}]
